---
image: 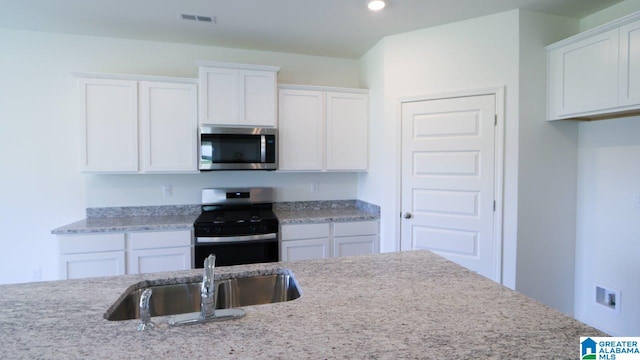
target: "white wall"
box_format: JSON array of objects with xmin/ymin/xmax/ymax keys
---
[
  {"xmin": 357, "ymin": 41, "xmax": 392, "ymax": 250},
  {"xmin": 358, "ymin": 10, "xmax": 521, "ymax": 284},
  {"xmin": 515, "ymin": 10, "xmax": 579, "ymax": 315},
  {"xmin": 0, "ymin": 28, "xmax": 361, "ymax": 285},
  {"xmin": 358, "ymin": 9, "xmax": 585, "ymax": 316},
  {"xmin": 575, "ymin": 117, "xmax": 640, "ymax": 336},
  {"xmin": 87, "ymin": 172, "xmax": 357, "ymax": 207},
  {"xmin": 571, "ymin": 0, "xmax": 640, "ymax": 335}
]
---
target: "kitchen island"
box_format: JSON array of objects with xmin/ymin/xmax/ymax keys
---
[{"xmin": 0, "ymin": 251, "xmax": 604, "ymax": 359}]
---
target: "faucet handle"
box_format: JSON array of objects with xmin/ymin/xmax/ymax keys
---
[
  {"xmin": 203, "ymin": 254, "xmax": 216, "ymax": 279},
  {"xmin": 137, "ymin": 288, "xmax": 155, "ymax": 331}
]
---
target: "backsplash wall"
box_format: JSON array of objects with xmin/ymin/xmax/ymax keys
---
[{"xmin": 85, "ymin": 172, "xmax": 359, "ymax": 207}]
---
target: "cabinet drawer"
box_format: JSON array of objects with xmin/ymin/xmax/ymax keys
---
[
  {"xmin": 281, "ymin": 223, "xmax": 330, "ymax": 241},
  {"xmin": 128, "ymin": 230, "xmax": 192, "ymax": 250},
  {"xmin": 333, "ymin": 221, "xmax": 378, "ymax": 237},
  {"xmin": 59, "ymin": 233, "xmax": 125, "ymax": 254}
]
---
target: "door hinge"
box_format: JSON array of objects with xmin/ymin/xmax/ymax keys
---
[
  {"xmin": 494, "ymin": 114, "xmax": 497, "ymax": 126},
  {"xmin": 493, "ymin": 200, "xmax": 496, "ymax": 211}
]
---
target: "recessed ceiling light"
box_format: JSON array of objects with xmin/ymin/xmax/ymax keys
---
[{"xmin": 368, "ymin": 0, "xmax": 386, "ymax": 11}]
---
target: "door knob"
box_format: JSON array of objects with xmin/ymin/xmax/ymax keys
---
[{"xmin": 403, "ymin": 212, "xmax": 412, "ymax": 219}]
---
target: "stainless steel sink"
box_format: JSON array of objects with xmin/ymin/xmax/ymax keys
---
[{"xmin": 106, "ymin": 272, "xmax": 301, "ymax": 321}]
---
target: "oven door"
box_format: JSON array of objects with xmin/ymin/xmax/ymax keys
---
[
  {"xmin": 199, "ymin": 127, "xmax": 277, "ymax": 171},
  {"xmin": 194, "ymin": 234, "xmax": 279, "ymax": 267}
]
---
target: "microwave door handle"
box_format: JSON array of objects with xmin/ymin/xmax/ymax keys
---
[{"xmin": 260, "ymin": 135, "xmax": 266, "ymax": 163}]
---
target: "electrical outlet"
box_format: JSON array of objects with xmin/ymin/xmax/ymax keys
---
[
  {"xmin": 310, "ymin": 182, "xmax": 319, "ymax": 193},
  {"xmin": 595, "ymin": 284, "xmax": 620, "ymax": 313},
  {"xmin": 162, "ymin": 185, "xmax": 172, "ymax": 197},
  {"xmin": 635, "ymin": 195, "xmax": 640, "ymax": 209}
]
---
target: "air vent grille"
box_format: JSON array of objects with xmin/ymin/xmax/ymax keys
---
[{"xmin": 180, "ymin": 13, "xmax": 215, "ymax": 23}]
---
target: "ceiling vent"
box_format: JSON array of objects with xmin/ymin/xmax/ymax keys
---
[{"xmin": 180, "ymin": 13, "xmax": 215, "ymax": 23}]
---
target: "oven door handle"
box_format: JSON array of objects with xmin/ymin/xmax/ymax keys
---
[
  {"xmin": 260, "ymin": 135, "xmax": 266, "ymax": 163},
  {"xmin": 196, "ymin": 233, "xmax": 277, "ymax": 244}
]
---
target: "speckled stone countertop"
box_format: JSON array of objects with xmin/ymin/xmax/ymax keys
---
[
  {"xmin": 51, "ymin": 215, "xmax": 199, "ymax": 234},
  {"xmin": 52, "ymin": 201, "xmax": 380, "ymax": 234},
  {"xmin": 0, "ymin": 251, "xmax": 604, "ymax": 359},
  {"xmin": 274, "ymin": 200, "xmax": 380, "ymax": 224}
]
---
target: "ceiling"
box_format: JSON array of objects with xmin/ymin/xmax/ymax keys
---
[{"xmin": 0, "ymin": 0, "xmax": 624, "ymax": 59}]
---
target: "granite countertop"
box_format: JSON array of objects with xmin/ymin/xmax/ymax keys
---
[
  {"xmin": 51, "ymin": 201, "xmax": 380, "ymax": 234},
  {"xmin": 0, "ymin": 251, "xmax": 604, "ymax": 359},
  {"xmin": 51, "ymin": 215, "xmax": 199, "ymax": 234},
  {"xmin": 274, "ymin": 208, "xmax": 379, "ymax": 224},
  {"xmin": 274, "ymin": 199, "xmax": 380, "ymax": 224}
]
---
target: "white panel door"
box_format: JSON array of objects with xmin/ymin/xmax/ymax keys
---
[
  {"xmin": 619, "ymin": 19, "xmax": 640, "ymax": 107},
  {"xmin": 140, "ymin": 81, "xmax": 198, "ymax": 172},
  {"xmin": 79, "ymin": 78, "xmax": 138, "ymax": 172},
  {"xmin": 278, "ymin": 89, "xmax": 324, "ymax": 170},
  {"xmin": 401, "ymin": 95, "xmax": 498, "ymax": 281},
  {"xmin": 326, "ymin": 92, "xmax": 368, "ymax": 171}
]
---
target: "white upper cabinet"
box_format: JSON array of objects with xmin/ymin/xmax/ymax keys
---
[
  {"xmin": 278, "ymin": 89, "xmax": 325, "ymax": 170},
  {"xmin": 278, "ymin": 85, "xmax": 369, "ymax": 172},
  {"xmin": 198, "ymin": 61, "xmax": 280, "ymax": 127},
  {"xmin": 139, "ymin": 81, "xmax": 198, "ymax": 172},
  {"xmin": 619, "ymin": 18, "xmax": 640, "ymax": 107},
  {"xmin": 79, "ymin": 78, "xmax": 139, "ymax": 172},
  {"xmin": 547, "ymin": 11, "xmax": 640, "ymax": 120},
  {"xmin": 326, "ymin": 92, "xmax": 369, "ymax": 171},
  {"xmin": 75, "ymin": 73, "xmax": 198, "ymax": 173}
]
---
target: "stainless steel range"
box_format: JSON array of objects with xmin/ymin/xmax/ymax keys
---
[{"xmin": 193, "ymin": 188, "xmax": 279, "ymax": 268}]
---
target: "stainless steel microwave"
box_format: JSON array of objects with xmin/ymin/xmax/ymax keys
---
[{"xmin": 199, "ymin": 126, "xmax": 277, "ymax": 171}]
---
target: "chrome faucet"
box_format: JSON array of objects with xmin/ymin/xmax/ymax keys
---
[
  {"xmin": 137, "ymin": 288, "xmax": 155, "ymax": 331},
  {"xmin": 200, "ymin": 254, "xmax": 216, "ymax": 319},
  {"xmin": 168, "ymin": 253, "xmax": 245, "ymax": 326}
]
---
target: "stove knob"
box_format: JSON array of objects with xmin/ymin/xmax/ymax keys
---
[
  {"xmin": 249, "ymin": 225, "xmax": 256, "ymax": 233},
  {"xmin": 214, "ymin": 226, "xmax": 222, "ymax": 234}
]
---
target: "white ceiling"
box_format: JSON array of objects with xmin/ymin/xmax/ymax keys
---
[{"xmin": 0, "ymin": 0, "xmax": 624, "ymax": 59}]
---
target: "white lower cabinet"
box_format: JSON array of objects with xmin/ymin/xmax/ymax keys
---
[
  {"xmin": 281, "ymin": 239, "xmax": 331, "ymax": 262},
  {"xmin": 127, "ymin": 230, "xmax": 192, "ymax": 274},
  {"xmin": 280, "ymin": 220, "xmax": 379, "ymax": 262},
  {"xmin": 58, "ymin": 230, "xmax": 193, "ymax": 279},
  {"xmin": 280, "ymin": 223, "xmax": 330, "ymax": 261},
  {"xmin": 59, "ymin": 233, "xmax": 126, "ymax": 279}
]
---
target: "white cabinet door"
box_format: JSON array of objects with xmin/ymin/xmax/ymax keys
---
[
  {"xmin": 278, "ymin": 89, "xmax": 324, "ymax": 170},
  {"xmin": 127, "ymin": 230, "xmax": 193, "ymax": 273},
  {"xmin": 333, "ymin": 221, "xmax": 379, "ymax": 257},
  {"xmin": 547, "ymin": 29, "xmax": 619, "ymax": 119},
  {"xmin": 140, "ymin": 81, "xmax": 198, "ymax": 172},
  {"xmin": 326, "ymin": 92, "xmax": 368, "ymax": 171},
  {"xmin": 281, "ymin": 238, "xmax": 331, "ymax": 261},
  {"xmin": 333, "ymin": 235, "xmax": 378, "ymax": 258},
  {"xmin": 241, "ymin": 70, "xmax": 277, "ymax": 127},
  {"xmin": 619, "ymin": 19, "xmax": 640, "ymax": 107},
  {"xmin": 60, "ymin": 252, "xmax": 126, "ymax": 279},
  {"xmin": 127, "ymin": 247, "xmax": 192, "ymax": 274},
  {"xmin": 199, "ymin": 67, "xmax": 239, "ymax": 125},
  {"xmin": 79, "ymin": 78, "xmax": 138, "ymax": 172},
  {"xmin": 198, "ymin": 63, "xmax": 279, "ymax": 127}
]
